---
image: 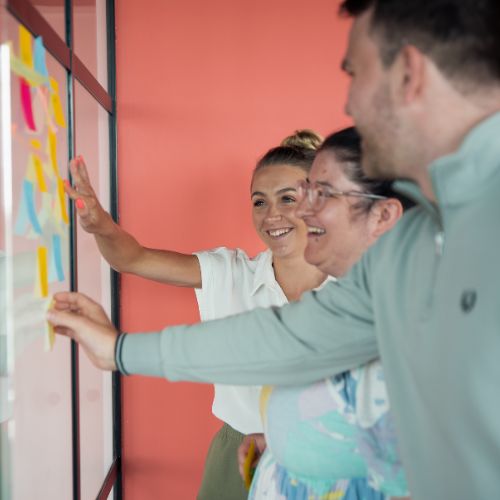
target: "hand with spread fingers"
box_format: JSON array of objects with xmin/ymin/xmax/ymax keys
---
[
  {"xmin": 65, "ymin": 156, "xmax": 115, "ymax": 235},
  {"xmin": 47, "ymin": 291, "xmax": 118, "ymax": 371}
]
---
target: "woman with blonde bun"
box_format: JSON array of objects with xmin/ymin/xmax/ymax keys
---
[{"xmin": 65, "ymin": 130, "xmax": 328, "ymax": 500}]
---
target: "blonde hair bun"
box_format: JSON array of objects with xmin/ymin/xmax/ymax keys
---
[{"xmin": 280, "ymin": 129, "xmax": 323, "ymax": 151}]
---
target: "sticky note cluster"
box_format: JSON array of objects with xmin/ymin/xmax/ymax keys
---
[{"xmin": 10, "ymin": 26, "xmax": 69, "ymax": 351}]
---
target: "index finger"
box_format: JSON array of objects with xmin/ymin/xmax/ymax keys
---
[
  {"xmin": 73, "ymin": 155, "xmax": 91, "ymax": 184},
  {"xmin": 69, "ymin": 156, "xmax": 93, "ymax": 195},
  {"xmin": 53, "ymin": 291, "xmax": 102, "ymax": 316}
]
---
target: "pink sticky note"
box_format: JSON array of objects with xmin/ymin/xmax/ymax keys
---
[{"xmin": 20, "ymin": 78, "xmax": 36, "ymax": 131}]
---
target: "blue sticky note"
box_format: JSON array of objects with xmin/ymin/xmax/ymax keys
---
[
  {"xmin": 34, "ymin": 37, "xmax": 49, "ymax": 81},
  {"xmin": 48, "ymin": 247, "xmax": 57, "ymax": 283},
  {"xmin": 23, "ymin": 180, "xmax": 42, "ymax": 235},
  {"xmin": 52, "ymin": 234, "xmax": 65, "ymax": 281},
  {"xmin": 14, "ymin": 187, "xmax": 29, "ymax": 236}
]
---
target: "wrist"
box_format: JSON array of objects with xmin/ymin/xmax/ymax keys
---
[
  {"xmin": 96, "ymin": 212, "xmax": 119, "ymax": 237},
  {"xmin": 114, "ymin": 333, "xmax": 129, "ymax": 374}
]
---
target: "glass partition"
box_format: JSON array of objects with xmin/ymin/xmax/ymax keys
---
[
  {"xmin": 74, "ymin": 0, "xmax": 108, "ymax": 89},
  {"xmin": 1, "ymin": 0, "xmax": 117, "ymax": 497},
  {"xmin": 74, "ymin": 79, "xmax": 113, "ymax": 500},
  {"xmin": 0, "ymin": 12, "xmax": 72, "ymax": 499}
]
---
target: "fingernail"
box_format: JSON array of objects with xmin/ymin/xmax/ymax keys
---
[
  {"xmin": 63, "ymin": 179, "xmax": 70, "ymax": 188},
  {"xmin": 76, "ymin": 198, "xmax": 85, "ymax": 210},
  {"xmin": 46, "ymin": 311, "xmax": 55, "ymax": 322}
]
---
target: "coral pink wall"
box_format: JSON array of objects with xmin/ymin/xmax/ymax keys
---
[{"xmin": 116, "ymin": 1, "xmax": 351, "ymax": 498}]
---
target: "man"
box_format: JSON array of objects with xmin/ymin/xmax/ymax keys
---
[{"xmin": 49, "ymin": 1, "xmax": 500, "ymax": 498}]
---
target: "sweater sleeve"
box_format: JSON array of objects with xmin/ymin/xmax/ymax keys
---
[{"xmin": 116, "ymin": 256, "xmax": 379, "ymax": 386}]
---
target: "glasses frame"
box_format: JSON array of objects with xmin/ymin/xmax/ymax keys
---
[{"xmin": 297, "ymin": 180, "xmax": 388, "ymax": 212}]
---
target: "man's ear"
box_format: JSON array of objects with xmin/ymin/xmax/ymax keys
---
[
  {"xmin": 395, "ymin": 45, "xmax": 426, "ymax": 105},
  {"xmin": 370, "ymin": 198, "xmax": 403, "ymax": 238}
]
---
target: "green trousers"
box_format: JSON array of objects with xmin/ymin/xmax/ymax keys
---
[{"xmin": 197, "ymin": 423, "xmax": 248, "ymax": 500}]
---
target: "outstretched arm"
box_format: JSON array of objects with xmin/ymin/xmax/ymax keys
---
[
  {"xmin": 48, "ymin": 257, "xmax": 378, "ymax": 386},
  {"xmin": 65, "ymin": 156, "xmax": 201, "ymax": 287}
]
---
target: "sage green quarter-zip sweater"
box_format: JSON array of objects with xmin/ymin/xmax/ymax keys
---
[{"xmin": 117, "ymin": 112, "xmax": 500, "ymax": 500}]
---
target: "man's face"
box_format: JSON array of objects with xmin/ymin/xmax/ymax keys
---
[{"xmin": 342, "ymin": 10, "xmax": 402, "ymax": 179}]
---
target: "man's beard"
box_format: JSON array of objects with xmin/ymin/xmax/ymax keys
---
[
  {"xmin": 358, "ymin": 85, "xmax": 400, "ymax": 180},
  {"xmin": 360, "ymin": 135, "xmax": 396, "ymax": 180}
]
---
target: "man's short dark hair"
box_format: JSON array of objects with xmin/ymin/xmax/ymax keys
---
[{"xmin": 340, "ymin": 0, "xmax": 500, "ymax": 88}]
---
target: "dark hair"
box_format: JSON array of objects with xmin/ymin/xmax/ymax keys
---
[
  {"xmin": 319, "ymin": 127, "xmax": 413, "ymax": 212},
  {"xmin": 254, "ymin": 129, "xmax": 323, "ymax": 175},
  {"xmin": 339, "ymin": 0, "xmax": 500, "ymax": 86}
]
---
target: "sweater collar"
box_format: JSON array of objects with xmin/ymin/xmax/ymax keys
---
[{"xmin": 394, "ymin": 111, "xmax": 500, "ymax": 209}]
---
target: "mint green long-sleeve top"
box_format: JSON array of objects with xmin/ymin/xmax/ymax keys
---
[{"xmin": 116, "ymin": 112, "xmax": 500, "ymax": 500}]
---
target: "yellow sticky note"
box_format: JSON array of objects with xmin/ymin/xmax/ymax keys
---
[
  {"xmin": 57, "ymin": 178, "xmax": 69, "ymax": 224},
  {"xmin": 48, "ymin": 129, "xmax": 59, "ymax": 177},
  {"xmin": 49, "ymin": 76, "xmax": 59, "ymax": 93},
  {"xmin": 49, "ymin": 77, "xmax": 66, "ymax": 128},
  {"xmin": 19, "ymin": 25, "xmax": 33, "ymax": 68},
  {"xmin": 37, "ymin": 246, "xmax": 49, "ymax": 298},
  {"xmin": 243, "ymin": 439, "xmax": 256, "ymax": 490},
  {"xmin": 46, "ymin": 321, "xmax": 56, "ymax": 351},
  {"xmin": 51, "ymin": 92, "xmax": 66, "ymax": 128},
  {"xmin": 45, "ymin": 298, "xmax": 56, "ymax": 351},
  {"xmin": 10, "ymin": 53, "xmax": 47, "ymax": 86},
  {"xmin": 31, "ymin": 139, "xmax": 42, "ymax": 150},
  {"xmin": 41, "ymin": 158, "xmax": 54, "ymax": 181},
  {"xmin": 33, "ymin": 154, "xmax": 47, "ymax": 192}
]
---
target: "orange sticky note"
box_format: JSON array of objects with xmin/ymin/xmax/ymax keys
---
[
  {"xmin": 33, "ymin": 155, "xmax": 47, "ymax": 192},
  {"xmin": 48, "ymin": 129, "xmax": 59, "ymax": 176},
  {"xmin": 57, "ymin": 177, "xmax": 69, "ymax": 224},
  {"xmin": 37, "ymin": 246, "xmax": 49, "ymax": 298},
  {"xmin": 19, "ymin": 25, "xmax": 33, "ymax": 68}
]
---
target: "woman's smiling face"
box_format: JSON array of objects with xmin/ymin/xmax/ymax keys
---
[
  {"xmin": 296, "ymin": 150, "xmax": 375, "ymax": 277},
  {"xmin": 251, "ymin": 164, "xmax": 309, "ymax": 259}
]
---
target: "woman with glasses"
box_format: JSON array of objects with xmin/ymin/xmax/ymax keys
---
[
  {"xmin": 55, "ymin": 127, "xmax": 412, "ymax": 499},
  {"xmin": 239, "ymin": 128, "xmax": 411, "ymax": 500},
  {"xmin": 64, "ymin": 130, "xmax": 328, "ymax": 500}
]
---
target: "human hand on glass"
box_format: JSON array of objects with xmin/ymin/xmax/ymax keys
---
[
  {"xmin": 64, "ymin": 156, "xmax": 114, "ymax": 235},
  {"xmin": 47, "ymin": 292, "xmax": 118, "ymax": 371}
]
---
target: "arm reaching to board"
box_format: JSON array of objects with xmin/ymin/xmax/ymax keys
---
[{"xmin": 64, "ymin": 156, "xmax": 201, "ymax": 287}]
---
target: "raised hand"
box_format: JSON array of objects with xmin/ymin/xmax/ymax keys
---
[
  {"xmin": 47, "ymin": 291, "xmax": 118, "ymax": 371},
  {"xmin": 64, "ymin": 156, "xmax": 114, "ymax": 235}
]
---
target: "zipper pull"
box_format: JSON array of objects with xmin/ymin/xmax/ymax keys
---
[{"xmin": 435, "ymin": 231, "xmax": 444, "ymax": 256}]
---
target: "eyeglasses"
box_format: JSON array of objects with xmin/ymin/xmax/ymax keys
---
[{"xmin": 296, "ymin": 180, "xmax": 388, "ymax": 212}]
